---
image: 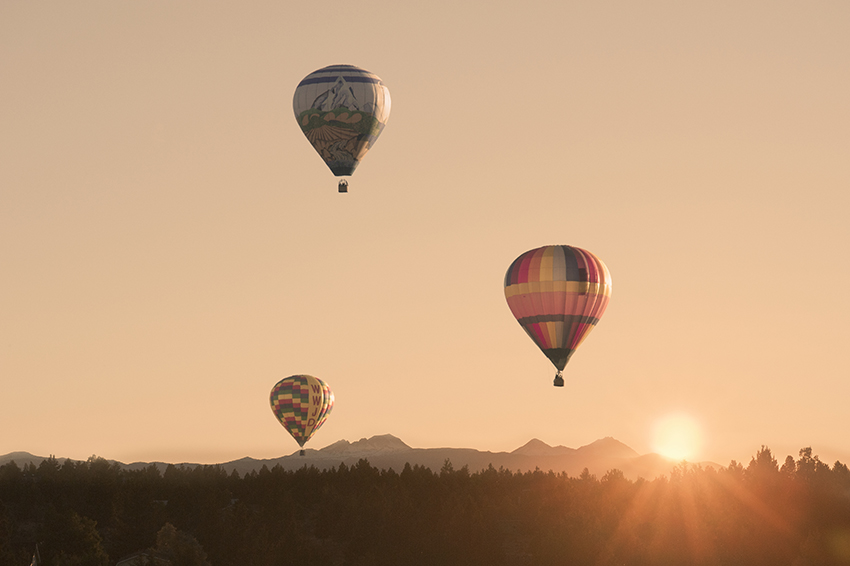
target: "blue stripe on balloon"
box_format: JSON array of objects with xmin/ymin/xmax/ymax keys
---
[
  {"xmin": 298, "ymin": 76, "xmax": 384, "ymax": 87},
  {"xmin": 317, "ymin": 65, "xmax": 367, "ymax": 72}
]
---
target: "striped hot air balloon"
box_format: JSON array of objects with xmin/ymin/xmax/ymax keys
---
[
  {"xmin": 504, "ymin": 245, "xmax": 612, "ymax": 386},
  {"xmin": 293, "ymin": 65, "xmax": 391, "ymax": 192},
  {"xmin": 270, "ymin": 375, "xmax": 334, "ymax": 455}
]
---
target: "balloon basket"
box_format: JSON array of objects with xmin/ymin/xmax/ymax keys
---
[
  {"xmin": 553, "ymin": 372, "xmax": 564, "ymax": 387},
  {"xmin": 299, "ymin": 450, "xmax": 306, "ymax": 456},
  {"xmin": 338, "ymin": 180, "xmax": 348, "ymax": 193}
]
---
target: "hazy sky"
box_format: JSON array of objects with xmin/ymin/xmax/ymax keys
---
[{"xmin": 2, "ymin": 0, "xmax": 848, "ymax": 467}]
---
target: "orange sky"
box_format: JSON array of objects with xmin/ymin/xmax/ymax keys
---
[{"xmin": 1, "ymin": 0, "xmax": 848, "ymax": 467}]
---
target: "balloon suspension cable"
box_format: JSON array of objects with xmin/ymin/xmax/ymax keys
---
[
  {"xmin": 299, "ymin": 449, "xmax": 306, "ymax": 456},
  {"xmin": 338, "ymin": 179, "xmax": 349, "ymax": 193},
  {"xmin": 553, "ymin": 371, "xmax": 565, "ymax": 387}
]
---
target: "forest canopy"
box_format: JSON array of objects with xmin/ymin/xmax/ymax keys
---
[{"xmin": 1, "ymin": 446, "xmax": 849, "ymax": 566}]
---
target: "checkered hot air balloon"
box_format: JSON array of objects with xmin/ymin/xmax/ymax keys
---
[
  {"xmin": 504, "ymin": 245, "xmax": 612, "ymax": 387},
  {"xmin": 293, "ymin": 65, "xmax": 391, "ymax": 193},
  {"xmin": 270, "ymin": 375, "xmax": 334, "ymax": 455}
]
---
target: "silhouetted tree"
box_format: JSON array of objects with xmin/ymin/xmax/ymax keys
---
[{"xmin": 153, "ymin": 523, "xmax": 210, "ymax": 566}]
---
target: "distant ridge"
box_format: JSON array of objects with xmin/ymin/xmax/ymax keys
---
[
  {"xmin": 0, "ymin": 451, "xmax": 52, "ymax": 468},
  {"xmin": 321, "ymin": 434, "xmax": 412, "ymax": 455},
  {"xmin": 512, "ymin": 438, "xmax": 576, "ymax": 456},
  {"xmin": 0, "ymin": 436, "xmax": 720, "ymax": 480},
  {"xmin": 576, "ymin": 437, "xmax": 640, "ymax": 460}
]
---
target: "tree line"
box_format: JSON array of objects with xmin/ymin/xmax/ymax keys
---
[{"xmin": 1, "ymin": 446, "xmax": 849, "ymax": 565}]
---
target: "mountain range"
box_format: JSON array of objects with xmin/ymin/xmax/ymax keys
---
[{"xmin": 0, "ymin": 435, "xmax": 721, "ymax": 480}]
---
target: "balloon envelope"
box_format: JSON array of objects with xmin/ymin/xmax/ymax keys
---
[
  {"xmin": 293, "ymin": 64, "xmax": 391, "ymax": 177},
  {"xmin": 504, "ymin": 245, "xmax": 612, "ymax": 375},
  {"xmin": 270, "ymin": 375, "xmax": 334, "ymax": 448}
]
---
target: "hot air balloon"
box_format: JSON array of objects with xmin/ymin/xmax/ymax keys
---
[
  {"xmin": 293, "ymin": 64, "xmax": 391, "ymax": 193},
  {"xmin": 270, "ymin": 375, "xmax": 334, "ymax": 455},
  {"xmin": 504, "ymin": 245, "xmax": 612, "ymax": 387}
]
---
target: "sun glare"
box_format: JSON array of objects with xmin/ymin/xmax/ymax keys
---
[{"xmin": 652, "ymin": 413, "xmax": 702, "ymax": 461}]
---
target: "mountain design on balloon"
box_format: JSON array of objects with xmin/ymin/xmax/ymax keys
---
[
  {"xmin": 310, "ymin": 76, "xmax": 361, "ymax": 112},
  {"xmin": 293, "ymin": 65, "xmax": 391, "ymax": 178}
]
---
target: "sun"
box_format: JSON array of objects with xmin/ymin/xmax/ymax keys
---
[{"xmin": 652, "ymin": 413, "xmax": 702, "ymax": 461}]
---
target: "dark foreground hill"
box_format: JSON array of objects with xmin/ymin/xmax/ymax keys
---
[
  {"xmin": 0, "ymin": 435, "xmax": 720, "ymax": 480},
  {"xmin": 1, "ymin": 445, "xmax": 848, "ymax": 566}
]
